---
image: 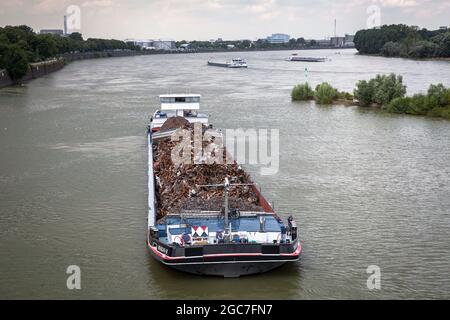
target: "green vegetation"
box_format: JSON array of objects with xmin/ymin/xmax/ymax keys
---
[
  {"xmin": 314, "ymin": 82, "xmax": 338, "ymax": 104},
  {"xmin": 291, "ymin": 83, "xmax": 314, "ymax": 101},
  {"xmin": 386, "ymin": 84, "xmax": 450, "ymax": 119},
  {"xmin": 292, "ymin": 74, "xmax": 450, "ymax": 120},
  {"xmin": 292, "ymin": 82, "xmax": 351, "ymax": 105},
  {"xmin": 354, "ymin": 24, "xmax": 450, "ymax": 59},
  {"xmin": 178, "ymin": 37, "xmax": 327, "ymax": 51},
  {"xmin": 0, "ymin": 25, "xmax": 140, "ymax": 81},
  {"xmin": 354, "ymin": 74, "xmax": 406, "ymax": 107},
  {"xmin": 0, "ymin": 44, "xmax": 29, "ymax": 80}
]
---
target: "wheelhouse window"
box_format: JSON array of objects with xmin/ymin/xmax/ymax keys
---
[{"xmin": 160, "ymin": 96, "xmax": 200, "ymax": 103}]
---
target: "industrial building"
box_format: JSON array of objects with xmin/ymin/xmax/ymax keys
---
[
  {"xmin": 125, "ymin": 39, "xmax": 176, "ymax": 51},
  {"xmin": 266, "ymin": 33, "xmax": 290, "ymax": 44},
  {"xmin": 39, "ymin": 29, "xmax": 64, "ymax": 36}
]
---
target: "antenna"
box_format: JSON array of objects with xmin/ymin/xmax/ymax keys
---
[{"xmin": 197, "ymin": 178, "xmax": 254, "ymax": 238}]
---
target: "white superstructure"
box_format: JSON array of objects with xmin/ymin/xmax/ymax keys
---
[{"xmin": 150, "ymin": 94, "xmax": 209, "ymax": 131}]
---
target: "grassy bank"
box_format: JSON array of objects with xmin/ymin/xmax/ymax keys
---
[
  {"xmin": 291, "ymin": 82, "xmax": 354, "ymax": 105},
  {"xmin": 292, "ymin": 74, "xmax": 450, "ymax": 120}
]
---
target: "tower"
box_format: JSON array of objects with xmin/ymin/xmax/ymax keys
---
[
  {"xmin": 334, "ymin": 18, "xmax": 337, "ymax": 38},
  {"xmin": 64, "ymin": 15, "xmax": 68, "ymax": 35}
]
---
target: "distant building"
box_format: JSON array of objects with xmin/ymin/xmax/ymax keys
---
[
  {"xmin": 315, "ymin": 39, "xmax": 331, "ymax": 47},
  {"xmin": 266, "ymin": 33, "xmax": 290, "ymax": 44},
  {"xmin": 330, "ymin": 36, "xmax": 345, "ymax": 47},
  {"xmin": 439, "ymin": 26, "xmax": 448, "ymax": 30},
  {"xmin": 153, "ymin": 39, "xmax": 176, "ymax": 51},
  {"xmin": 40, "ymin": 29, "xmax": 64, "ymax": 36},
  {"xmin": 125, "ymin": 39, "xmax": 176, "ymax": 51},
  {"xmin": 227, "ymin": 44, "xmax": 235, "ymax": 49},
  {"xmin": 344, "ymin": 34, "xmax": 355, "ymax": 47},
  {"xmin": 125, "ymin": 39, "xmax": 154, "ymax": 49}
]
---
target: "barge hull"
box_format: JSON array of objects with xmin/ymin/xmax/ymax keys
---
[
  {"xmin": 171, "ymin": 261, "xmax": 286, "ymax": 278},
  {"xmin": 207, "ymin": 62, "xmax": 230, "ymax": 68},
  {"xmin": 147, "ymin": 238, "xmax": 301, "ymax": 277}
]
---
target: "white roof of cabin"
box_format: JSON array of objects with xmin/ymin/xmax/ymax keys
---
[{"xmin": 160, "ymin": 94, "xmax": 201, "ymax": 98}]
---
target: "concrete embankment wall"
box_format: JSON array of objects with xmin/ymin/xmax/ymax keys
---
[
  {"xmin": 60, "ymin": 50, "xmax": 150, "ymax": 62},
  {"xmin": 0, "ymin": 69, "xmax": 14, "ymax": 88},
  {"xmin": 0, "ymin": 59, "xmax": 66, "ymax": 88},
  {"xmin": 27, "ymin": 59, "xmax": 66, "ymax": 80},
  {"xmin": 0, "ymin": 50, "xmax": 159, "ymax": 88}
]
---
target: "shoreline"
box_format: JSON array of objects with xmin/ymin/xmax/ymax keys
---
[
  {"xmin": 356, "ymin": 52, "xmax": 450, "ymax": 62},
  {"xmin": 0, "ymin": 47, "xmax": 356, "ymax": 89}
]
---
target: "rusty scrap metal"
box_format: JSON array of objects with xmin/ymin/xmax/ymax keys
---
[{"xmin": 153, "ymin": 124, "xmax": 262, "ymax": 219}]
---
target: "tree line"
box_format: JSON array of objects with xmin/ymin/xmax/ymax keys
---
[
  {"xmin": 354, "ymin": 24, "xmax": 450, "ymax": 59},
  {"xmin": 176, "ymin": 38, "xmax": 322, "ymax": 51},
  {"xmin": 0, "ymin": 25, "xmax": 141, "ymax": 80}
]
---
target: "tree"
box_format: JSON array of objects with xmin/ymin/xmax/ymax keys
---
[
  {"xmin": 408, "ymin": 41, "xmax": 438, "ymax": 58},
  {"xmin": 288, "ymin": 38, "xmax": 297, "ymax": 48},
  {"xmin": 291, "ymin": 83, "xmax": 314, "ymax": 101},
  {"xmin": 354, "ymin": 74, "xmax": 406, "ymax": 106},
  {"xmin": 68, "ymin": 32, "xmax": 83, "ymax": 42},
  {"xmin": 431, "ymin": 31, "xmax": 450, "ymax": 57},
  {"xmin": 427, "ymin": 84, "xmax": 450, "ymax": 107},
  {"xmin": 34, "ymin": 34, "xmax": 58, "ymax": 59},
  {"xmin": 296, "ymin": 38, "xmax": 306, "ymax": 46},
  {"xmin": 372, "ymin": 74, "xmax": 406, "ymax": 105},
  {"xmin": 355, "ymin": 24, "xmax": 450, "ymax": 58},
  {"xmin": 354, "ymin": 80, "xmax": 374, "ymax": 106},
  {"xmin": 314, "ymin": 82, "xmax": 338, "ymax": 104},
  {"xmin": 380, "ymin": 41, "xmax": 402, "ymax": 57},
  {"xmin": 0, "ymin": 44, "xmax": 29, "ymax": 80}
]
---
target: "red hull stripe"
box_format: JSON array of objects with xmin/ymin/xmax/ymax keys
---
[{"xmin": 147, "ymin": 241, "xmax": 302, "ymax": 261}]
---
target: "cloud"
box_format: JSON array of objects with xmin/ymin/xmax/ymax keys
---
[
  {"xmin": 1, "ymin": 0, "xmax": 450, "ymax": 40},
  {"xmin": 82, "ymin": 0, "xmax": 113, "ymax": 8},
  {"xmin": 33, "ymin": 0, "xmax": 68, "ymax": 13},
  {"xmin": 374, "ymin": 0, "xmax": 419, "ymax": 7}
]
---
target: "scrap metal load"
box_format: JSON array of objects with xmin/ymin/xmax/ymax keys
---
[{"xmin": 153, "ymin": 119, "xmax": 262, "ymax": 219}]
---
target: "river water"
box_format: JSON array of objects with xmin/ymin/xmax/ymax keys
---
[{"xmin": 1, "ymin": 49, "xmax": 450, "ymax": 299}]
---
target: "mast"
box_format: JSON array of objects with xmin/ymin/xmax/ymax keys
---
[{"xmin": 197, "ymin": 178, "xmax": 253, "ymax": 240}]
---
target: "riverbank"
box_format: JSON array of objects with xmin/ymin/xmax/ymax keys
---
[
  {"xmin": 0, "ymin": 59, "xmax": 65, "ymax": 88},
  {"xmin": 0, "ymin": 49, "xmax": 169, "ymax": 89},
  {"xmin": 357, "ymin": 52, "xmax": 450, "ymax": 62},
  {"xmin": 0, "ymin": 47, "xmax": 355, "ymax": 89}
]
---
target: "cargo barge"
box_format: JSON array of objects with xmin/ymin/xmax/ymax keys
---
[
  {"xmin": 146, "ymin": 94, "xmax": 301, "ymax": 277},
  {"xmin": 286, "ymin": 53, "xmax": 327, "ymax": 62},
  {"xmin": 207, "ymin": 58, "xmax": 248, "ymax": 68}
]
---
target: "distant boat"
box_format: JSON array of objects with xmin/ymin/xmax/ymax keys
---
[
  {"xmin": 207, "ymin": 58, "xmax": 248, "ymax": 68},
  {"xmin": 286, "ymin": 54, "xmax": 326, "ymax": 62}
]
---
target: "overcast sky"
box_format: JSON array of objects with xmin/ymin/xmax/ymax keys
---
[{"xmin": 1, "ymin": 0, "xmax": 449, "ymax": 40}]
